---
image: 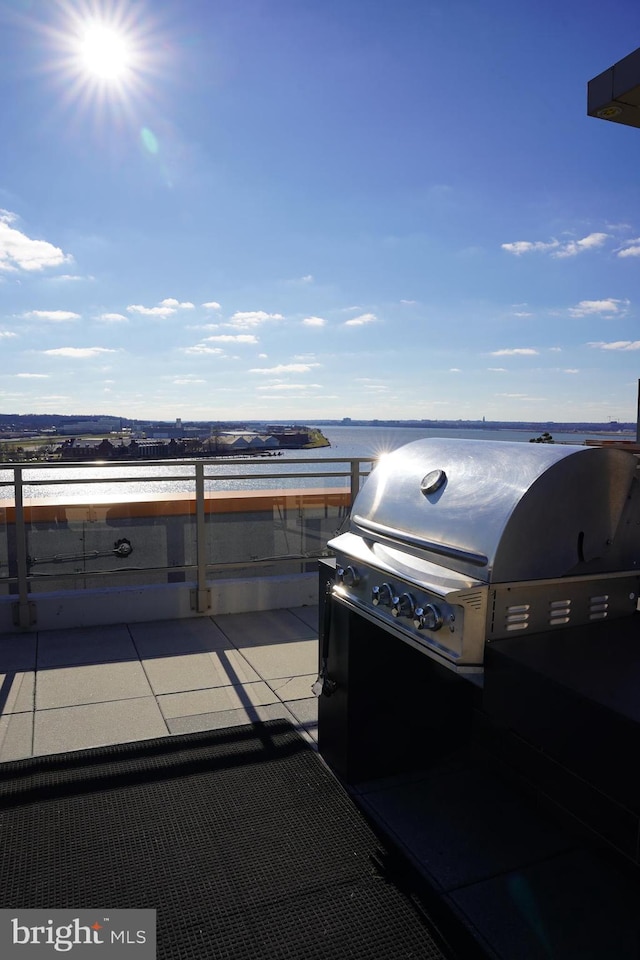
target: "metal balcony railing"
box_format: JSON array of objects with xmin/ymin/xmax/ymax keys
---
[{"xmin": 0, "ymin": 456, "xmax": 375, "ymax": 629}]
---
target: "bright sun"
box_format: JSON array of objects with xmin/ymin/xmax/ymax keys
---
[{"xmin": 78, "ymin": 24, "xmax": 131, "ymax": 80}]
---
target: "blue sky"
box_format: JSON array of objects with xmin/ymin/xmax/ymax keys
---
[{"xmin": 2, "ymin": 0, "xmax": 640, "ymax": 423}]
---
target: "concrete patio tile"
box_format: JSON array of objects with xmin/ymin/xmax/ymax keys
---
[
  {"xmin": 36, "ymin": 660, "xmax": 154, "ymax": 710},
  {"xmin": 267, "ymin": 674, "xmax": 317, "ymax": 701},
  {"xmin": 158, "ymin": 681, "xmax": 279, "ymax": 720},
  {"xmin": 0, "ymin": 632, "xmax": 37, "ymax": 671},
  {"xmin": 142, "ymin": 648, "xmax": 260, "ymax": 696},
  {"xmin": 284, "ymin": 697, "xmax": 318, "ymax": 727},
  {"xmin": 213, "ymin": 608, "xmax": 316, "ymax": 647},
  {"xmin": 167, "ymin": 702, "xmax": 293, "ymax": 735},
  {"xmin": 237, "ymin": 639, "xmax": 318, "ymax": 680},
  {"xmin": 129, "ymin": 618, "xmax": 231, "ymax": 657},
  {"xmin": 33, "ymin": 697, "xmax": 168, "ymax": 756},
  {"xmin": 0, "ymin": 670, "xmax": 35, "ymax": 714},
  {"xmin": 0, "ymin": 712, "xmax": 33, "ymax": 762},
  {"xmin": 284, "ymin": 698, "xmax": 318, "ymax": 740},
  {"xmin": 37, "ymin": 623, "xmax": 137, "ymax": 668},
  {"xmin": 288, "ymin": 605, "xmax": 319, "ymax": 630}
]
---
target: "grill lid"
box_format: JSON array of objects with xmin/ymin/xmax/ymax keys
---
[{"xmin": 349, "ymin": 438, "xmax": 640, "ymax": 582}]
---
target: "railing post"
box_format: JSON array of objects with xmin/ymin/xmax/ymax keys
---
[
  {"xmin": 191, "ymin": 462, "xmax": 211, "ymax": 613},
  {"xmin": 350, "ymin": 459, "xmax": 360, "ymax": 509},
  {"xmin": 12, "ymin": 466, "xmax": 36, "ymax": 629}
]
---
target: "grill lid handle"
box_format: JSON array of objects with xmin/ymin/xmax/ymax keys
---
[{"xmin": 352, "ymin": 514, "xmax": 489, "ymax": 568}]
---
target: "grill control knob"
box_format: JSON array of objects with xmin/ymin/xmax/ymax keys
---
[
  {"xmin": 413, "ymin": 603, "xmax": 444, "ymax": 631},
  {"xmin": 336, "ymin": 565, "xmax": 360, "ymax": 587},
  {"xmin": 391, "ymin": 592, "xmax": 415, "ymax": 619},
  {"xmin": 372, "ymin": 583, "xmax": 393, "ymax": 606}
]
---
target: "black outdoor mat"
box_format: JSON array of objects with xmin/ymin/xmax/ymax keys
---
[{"xmin": 0, "ymin": 720, "xmax": 454, "ymax": 960}]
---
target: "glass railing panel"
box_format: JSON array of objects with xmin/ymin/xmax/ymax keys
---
[
  {"xmin": 0, "ymin": 500, "xmax": 10, "ymax": 596},
  {"xmin": 22, "ymin": 488, "xmax": 197, "ymax": 593},
  {"xmin": 204, "ymin": 488, "xmax": 351, "ymax": 578},
  {"xmin": 0, "ymin": 457, "xmax": 376, "ymax": 602},
  {"xmin": 0, "ymin": 470, "xmax": 14, "ymax": 596}
]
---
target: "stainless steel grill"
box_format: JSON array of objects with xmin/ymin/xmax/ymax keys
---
[{"xmin": 328, "ymin": 438, "xmax": 640, "ymax": 675}]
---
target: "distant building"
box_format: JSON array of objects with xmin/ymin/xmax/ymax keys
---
[{"xmin": 58, "ymin": 418, "xmax": 120, "ymax": 435}]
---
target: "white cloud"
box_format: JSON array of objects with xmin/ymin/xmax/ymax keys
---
[
  {"xmin": 50, "ymin": 274, "xmax": 91, "ymax": 282},
  {"xmin": 501, "ymin": 239, "xmax": 560, "ymax": 256},
  {"xmin": 182, "ymin": 345, "xmax": 224, "ymax": 355},
  {"xmin": 173, "ymin": 377, "xmax": 206, "ymax": 384},
  {"xmin": 128, "ymin": 299, "xmax": 194, "ymax": 318},
  {"xmin": 127, "ymin": 303, "xmax": 176, "ymax": 317},
  {"xmin": 257, "ymin": 383, "xmax": 322, "ymax": 392},
  {"xmin": 302, "ymin": 316, "xmax": 326, "ymax": 327},
  {"xmin": 229, "ymin": 310, "xmax": 284, "ymax": 327},
  {"xmin": 159, "ymin": 298, "xmax": 194, "ymax": 309},
  {"xmin": 202, "ymin": 301, "xmax": 222, "ymax": 310},
  {"xmin": 24, "ymin": 310, "xmax": 81, "ymax": 322},
  {"xmin": 502, "ymin": 232, "xmax": 608, "ymax": 259},
  {"xmin": 588, "ymin": 340, "xmax": 640, "ymax": 351},
  {"xmin": 496, "ymin": 393, "xmax": 529, "ymax": 398},
  {"xmin": 513, "ymin": 311, "xmax": 532, "ymax": 318},
  {"xmin": 563, "ymin": 369, "xmax": 580, "ymax": 373},
  {"xmin": 0, "ymin": 330, "xmax": 17, "ymax": 339},
  {"xmin": 568, "ymin": 298, "xmax": 628, "ymax": 317},
  {"xmin": 617, "ymin": 240, "xmax": 640, "ymax": 258},
  {"xmin": 400, "ymin": 299, "xmax": 417, "ymax": 305},
  {"xmin": 0, "ymin": 210, "xmax": 73, "ymax": 273},
  {"xmin": 16, "ymin": 372, "xmax": 49, "ymax": 378},
  {"xmin": 42, "ymin": 347, "xmax": 117, "ymax": 358},
  {"xmin": 249, "ymin": 363, "xmax": 321, "ymax": 374},
  {"xmin": 490, "ymin": 348, "xmax": 539, "ymax": 356},
  {"xmin": 98, "ymin": 313, "xmax": 128, "ymax": 323},
  {"xmin": 554, "ymin": 233, "xmax": 608, "ymax": 258},
  {"xmin": 204, "ymin": 334, "xmax": 258, "ymax": 344},
  {"xmin": 344, "ymin": 312, "xmax": 377, "ymax": 326},
  {"xmin": 449, "ymin": 368, "xmax": 461, "ymax": 372},
  {"xmin": 487, "ymin": 367, "xmax": 507, "ymax": 372}
]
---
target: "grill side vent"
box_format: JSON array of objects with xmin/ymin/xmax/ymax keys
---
[
  {"xmin": 549, "ymin": 598, "xmax": 571, "ymax": 626},
  {"xmin": 505, "ymin": 603, "xmax": 529, "ymax": 631},
  {"xmin": 589, "ymin": 594, "xmax": 609, "ymax": 620},
  {"xmin": 458, "ymin": 591, "xmax": 484, "ymax": 610}
]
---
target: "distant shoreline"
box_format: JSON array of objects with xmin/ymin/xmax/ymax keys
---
[{"xmin": 308, "ymin": 420, "xmax": 636, "ymax": 433}]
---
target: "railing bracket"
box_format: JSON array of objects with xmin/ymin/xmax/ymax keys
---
[
  {"xmin": 190, "ymin": 587, "xmax": 211, "ymax": 613},
  {"xmin": 12, "ymin": 601, "xmax": 37, "ymax": 629}
]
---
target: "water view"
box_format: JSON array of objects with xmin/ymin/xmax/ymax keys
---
[{"xmin": 1, "ymin": 423, "xmax": 630, "ymax": 504}]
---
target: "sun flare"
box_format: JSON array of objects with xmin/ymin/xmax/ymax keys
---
[
  {"xmin": 39, "ymin": 3, "xmax": 165, "ymax": 134},
  {"xmin": 77, "ymin": 23, "xmax": 131, "ymax": 80}
]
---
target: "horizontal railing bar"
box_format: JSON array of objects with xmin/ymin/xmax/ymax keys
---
[
  {"xmin": 0, "ymin": 552, "xmax": 329, "ymax": 585},
  {"xmin": 14, "ymin": 475, "xmax": 198, "ymax": 487},
  {"xmin": 204, "ymin": 471, "xmax": 363, "ymax": 482},
  {"xmin": 5, "ymin": 460, "xmax": 372, "ymax": 487},
  {"xmin": 6, "ymin": 471, "xmax": 369, "ymax": 488},
  {"xmin": 1, "ymin": 455, "xmax": 375, "ymax": 471}
]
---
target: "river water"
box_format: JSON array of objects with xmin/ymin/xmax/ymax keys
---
[{"xmin": 0, "ymin": 424, "xmax": 630, "ymax": 503}]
